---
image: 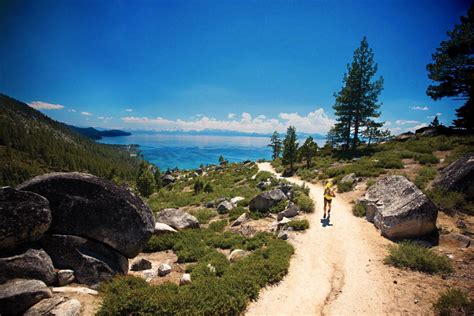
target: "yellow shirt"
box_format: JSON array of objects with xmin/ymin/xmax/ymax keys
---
[{"xmin": 324, "ymin": 187, "xmax": 334, "ymax": 200}]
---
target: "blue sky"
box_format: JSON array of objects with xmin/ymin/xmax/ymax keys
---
[{"xmin": 0, "ymin": 0, "xmax": 470, "ymax": 135}]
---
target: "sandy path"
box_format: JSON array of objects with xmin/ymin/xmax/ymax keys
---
[{"xmin": 246, "ymin": 163, "xmax": 396, "ymax": 316}]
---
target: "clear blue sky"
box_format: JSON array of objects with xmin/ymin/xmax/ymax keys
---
[{"xmin": 0, "ymin": 0, "xmax": 470, "ymax": 135}]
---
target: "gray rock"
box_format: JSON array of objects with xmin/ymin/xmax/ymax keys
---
[
  {"xmin": 0, "ymin": 248, "xmax": 57, "ymax": 285},
  {"xmin": 158, "ymin": 263, "xmax": 172, "ymax": 277},
  {"xmin": 277, "ymin": 202, "xmax": 299, "ymax": 221},
  {"xmin": 162, "ymin": 175, "xmax": 175, "ymax": 186},
  {"xmin": 341, "ymin": 173, "xmax": 360, "ymax": 184},
  {"xmin": 154, "ymin": 222, "xmax": 178, "ymax": 235},
  {"xmin": 57, "ymin": 269, "xmax": 75, "ymax": 286},
  {"xmin": 24, "ymin": 296, "xmax": 65, "ymax": 316},
  {"xmin": 394, "ymin": 132, "xmax": 415, "ymax": 141},
  {"xmin": 257, "ymin": 181, "xmax": 270, "ymax": 190},
  {"xmin": 179, "ymin": 273, "xmax": 191, "ymax": 286},
  {"xmin": 278, "ymin": 183, "xmax": 293, "ymax": 196},
  {"xmin": 277, "ymin": 230, "xmax": 288, "ymax": 240},
  {"xmin": 439, "ymin": 233, "xmax": 472, "ymax": 248},
  {"xmin": 217, "ymin": 201, "xmax": 235, "ymax": 214},
  {"xmin": 0, "ymin": 187, "xmax": 51, "ymax": 250},
  {"xmin": 205, "ymin": 201, "xmax": 216, "ymax": 208},
  {"xmin": 156, "ymin": 208, "xmax": 200, "ymax": 230},
  {"xmin": 41, "ymin": 234, "xmax": 128, "ymax": 286},
  {"xmin": 231, "ymin": 212, "xmax": 248, "ymax": 227},
  {"xmin": 249, "ymin": 189, "xmax": 287, "ymax": 212},
  {"xmin": 228, "ymin": 249, "xmax": 246, "ymax": 262},
  {"xmin": 51, "ymin": 286, "xmax": 98, "ymax": 295},
  {"xmin": 131, "ymin": 258, "xmax": 152, "ymax": 271},
  {"xmin": 49, "ymin": 298, "xmax": 81, "ymax": 316},
  {"xmin": 17, "ymin": 172, "xmax": 154, "ymax": 258},
  {"xmin": 0, "ymin": 279, "xmax": 53, "ymax": 315},
  {"xmin": 230, "ymin": 196, "xmax": 245, "ymax": 204},
  {"xmin": 360, "ymin": 176, "xmax": 438, "ymax": 239},
  {"xmin": 432, "ymin": 152, "xmax": 474, "ymax": 193}
]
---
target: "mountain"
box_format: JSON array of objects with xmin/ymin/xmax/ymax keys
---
[
  {"xmin": 67, "ymin": 125, "xmax": 131, "ymax": 140},
  {"xmin": 0, "ymin": 93, "xmax": 140, "ymax": 186}
]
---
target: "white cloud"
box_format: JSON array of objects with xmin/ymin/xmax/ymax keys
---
[
  {"xmin": 68, "ymin": 109, "xmax": 76, "ymax": 112},
  {"xmin": 228, "ymin": 113, "xmax": 236, "ymax": 119},
  {"xmin": 395, "ymin": 120, "xmax": 420, "ymax": 125},
  {"xmin": 29, "ymin": 101, "xmax": 64, "ymax": 110},
  {"xmin": 121, "ymin": 108, "xmax": 335, "ymax": 134},
  {"xmin": 81, "ymin": 111, "xmax": 93, "ymax": 116},
  {"xmin": 125, "ymin": 108, "xmax": 133, "ymax": 112},
  {"xmin": 411, "ymin": 106, "xmax": 429, "ymax": 111},
  {"xmin": 98, "ymin": 116, "xmax": 113, "ymax": 121}
]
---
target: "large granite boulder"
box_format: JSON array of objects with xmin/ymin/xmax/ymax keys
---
[
  {"xmin": 25, "ymin": 297, "xmax": 81, "ymax": 316},
  {"xmin": 249, "ymin": 189, "xmax": 287, "ymax": 212},
  {"xmin": 0, "ymin": 187, "xmax": 51, "ymax": 250},
  {"xmin": 41, "ymin": 234, "xmax": 128, "ymax": 286},
  {"xmin": 155, "ymin": 208, "xmax": 200, "ymax": 230},
  {"xmin": 432, "ymin": 152, "xmax": 474, "ymax": 193},
  {"xmin": 0, "ymin": 279, "xmax": 52, "ymax": 315},
  {"xmin": 360, "ymin": 176, "xmax": 437, "ymax": 239},
  {"xmin": 0, "ymin": 249, "xmax": 56, "ymax": 285},
  {"xmin": 17, "ymin": 172, "xmax": 154, "ymax": 258}
]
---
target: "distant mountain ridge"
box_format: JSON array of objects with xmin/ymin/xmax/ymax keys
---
[{"xmin": 67, "ymin": 125, "xmax": 131, "ymax": 140}]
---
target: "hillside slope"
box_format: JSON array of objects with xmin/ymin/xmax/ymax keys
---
[{"xmin": 0, "ymin": 93, "xmax": 139, "ymax": 186}]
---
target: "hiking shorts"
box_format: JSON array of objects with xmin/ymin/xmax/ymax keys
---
[{"xmin": 324, "ymin": 197, "xmax": 332, "ymax": 207}]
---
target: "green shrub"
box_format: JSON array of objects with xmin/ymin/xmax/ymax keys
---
[
  {"xmin": 366, "ymin": 179, "xmax": 376, "ymax": 187},
  {"xmin": 208, "ymin": 219, "xmax": 227, "ymax": 232},
  {"xmin": 143, "ymin": 233, "xmax": 177, "ymax": 252},
  {"xmin": 428, "ymin": 188, "xmax": 473, "ymax": 215},
  {"xmin": 190, "ymin": 208, "xmax": 216, "ymax": 224},
  {"xmin": 416, "ymin": 153, "xmax": 439, "ymax": 165},
  {"xmin": 255, "ymin": 171, "xmax": 273, "ymax": 182},
  {"xmin": 433, "ymin": 288, "xmax": 473, "ymax": 316},
  {"xmin": 229, "ymin": 206, "xmax": 247, "ymax": 221},
  {"xmin": 288, "ymin": 219, "xmax": 309, "ymax": 231},
  {"xmin": 294, "ymin": 192, "xmax": 314, "ymax": 213},
  {"xmin": 337, "ymin": 181, "xmax": 353, "ymax": 193},
  {"xmin": 373, "ymin": 151, "xmax": 404, "ymax": 169},
  {"xmin": 269, "ymin": 200, "xmax": 288, "ymax": 213},
  {"xmin": 414, "ymin": 166, "xmax": 437, "ymax": 190},
  {"xmin": 352, "ymin": 203, "xmax": 366, "ymax": 217},
  {"xmin": 384, "ymin": 241, "xmax": 453, "ymax": 274}
]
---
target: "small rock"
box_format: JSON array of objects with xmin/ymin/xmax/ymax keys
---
[
  {"xmin": 231, "ymin": 212, "xmax": 248, "ymax": 227},
  {"xmin": 217, "ymin": 200, "xmax": 235, "ymax": 214},
  {"xmin": 142, "ymin": 269, "xmax": 157, "ymax": 281},
  {"xmin": 440, "ymin": 233, "xmax": 471, "ymax": 248},
  {"xmin": 414, "ymin": 299, "xmax": 419, "ymax": 304},
  {"xmin": 277, "ymin": 202, "xmax": 299, "ymax": 221},
  {"xmin": 207, "ymin": 264, "xmax": 216, "ymax": 274},
  {"xmin": 230, "ymin": 196, "xmax": 245, "ymax": 204},
  {"xmin": 158, "ymin": 263, "xmax": 172, "ymax": 277},
  {"xmin": 154, "ymin": 223, "xmax": 178, "ymax": 235},
  {"xmin": 57, "ymin": 269, "xmax": 75, "ymax": 286},
  {"xmin": 278, "ymin": 230, "xmax": 288, "ymax": 240},
  {"xmin": 52, "ymin": 286, "xmax": 98, "ymax": 295},
  {"xmin": 156, "ymin": 208, "xmax": 200, "ymax": 230},
  {"xmin": 179, "ymin": 273, "xmax": 191, "ymax": 286},
  {"xmin": 0, "ymin": 279, "xmax": 53, "ymax": 315},
  {"xmin": 393, "ymin": 280, "xmax": 397, "ymax": 284},
  {"xmin": 228, "ymin": 249, "xmax": 246, "ymax": 262},
  {"xmin": 131, "ymin": 258, "xmax": 152, "ymax": 271}
]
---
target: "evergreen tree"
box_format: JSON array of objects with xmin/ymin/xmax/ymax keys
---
[
  {"xmin": 137, "ymin": 169, "xmax": 155, "ymax": 198},
  {"xmin": 430, "ymin": 115, "xmax": 440, "ymax": 128},
  {"xmin": 332, "ymin": 37, "xmax": 384, "ymax": 150},
  {"xmin": 299, "ymin": 136, "xmax": 318, "ymax": 168},
  {"xmin": 194, "ymin": 178, "xmax": 204, "ymax": 194},
  {"xmin": 362, "ymin": 119, "xmax": 384, "ymax": 146},
  {"xmin": 268, "ymin": 131, "xmax": 283, "ymax": 160},
  {"xmin": 282, "ymin": 126, "xmax": 298, "ymax": 174},
  {"xmin": 154, "ymin": 168, "xmax": 162, "ymax": 190},
  {"xmin": 426, "ymin": 4, "xmax": 474, "ymax": 131},
  {"xmin": 218, "ymin": 155, "xmax": 226, "ymax": 165}
]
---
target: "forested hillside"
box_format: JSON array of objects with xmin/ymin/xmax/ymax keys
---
[{"xmin": 0, "ymin": 93, "xmax": 140, "ymax": 186}]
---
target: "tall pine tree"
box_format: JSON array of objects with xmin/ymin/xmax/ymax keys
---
[
  {"xmin": 268, "ymin": 131, "xmax": 283, "ymax": 160},
  {"xmin": 282, "ymin": 126, "xmax": 298, "ymax": 174},
  {"xmin": 426, "ymin": 3, "xmax": 474, "ymax": 132},
  {"xmin": 332, "ymin": 37, "xmax": 384, "ymax": 150}
]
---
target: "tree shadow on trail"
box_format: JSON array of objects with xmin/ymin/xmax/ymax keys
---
[{"xmin": 320, "ymin": 216, "xmax": 333, "ymax": 227}]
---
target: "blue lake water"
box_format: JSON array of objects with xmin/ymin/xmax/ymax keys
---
[{"xmin": 98, "ymin": 133, "xmax": 326, "ymax": 171}]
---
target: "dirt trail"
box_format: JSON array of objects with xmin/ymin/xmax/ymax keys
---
[{"xmin": 246, "ymin": 163, "xmax": 398, "ymax": 315}]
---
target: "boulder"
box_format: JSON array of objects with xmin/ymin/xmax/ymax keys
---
[
  {"xmin": 154, "ymin": 222, "xmax": 178, "ymax": 235},
  {"xmin": 49, "ymin": 299, "xmax": 81, "ymax": 316},
  {"xmin": 155, "ymin": 208, "xmax": 199, "ymax": 230},
  {"xmin": 131, "ymin": 258, "xmax": 152, "ymax": 271},
  {"xmin": 0, "ymin": 187, "xmax": 51, "ymax": 250},
  {"xmin": 179, "ymin": 273, "xmax": 191, "ymax": 286},
  {"xmin": 249, "ymin": 189, "xmax": 287, "ymax": 212},
  {"xmin": 257, "ymin": 181, "xmax": 270, "ymax": 190},
  {"xmin": 230, "ymin": 196, "xmax": 245, "ymax": 204},
  {"xmin": 217, "ymin": 201, "xmax": 235, "ymax": 214},
  {"xmin": 41, "ymin": 234, "xmax": 128, "ymax": 286},
  {"xmin": 0, "ymin": 248, "xmax": 57, "ymax": 285},
  {"xmin": 17, "ymin": 172, "xmax": 154, "ymax": 258},
  {"xmin": 341, "ymin": 173, "xmax": 360, "ymax": 184},
  {"xmin": 24, "ymin": 296, "xmax": 65, "ymax": 316},
  {"xmin": 231, "ymin": 212, "xmax": 248, "ymax": 227},
  {"xmin": 277, "ymin": 202, "xmax": 299, "ymax": 221},
  {"xmin": 57, "ymin": 270, "xmax": 75, "ymax": 286},
  {"xmin": 162, "ymin": 175, "xmax": 175, "ymax": 186},
  {"xmin": 278, "ymin": 183, "xmax": 293, "ymax": 196},
  {"xmin": 158, "ymin": 263, "xmax": 172, "ymax": 277},
  {"xmin": 432, "ymin": 152, "xmax": 474, "ymax": 193},
  {"xmin": 360, "ymin": 176, "xmax": 437, "ymax": 239},
  {"xmin": 0, "ymin": 279, "xmax": 53, "ymax": 315},
  {"xmin": 228, "ymin": 249, "xmax": 246, "ymax": 262},
  {"xmin": 439, "ymin": 233, "xmax": 471, "ymax": 248},
  {"xmin": 394, "ymin": 132, "xmax": 415, "ymax": 141},
  {"xmin": 277, "ymin": 230, "xmax": 288, "ymax": 240}
]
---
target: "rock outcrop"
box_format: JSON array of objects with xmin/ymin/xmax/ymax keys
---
[
  {"xmin": 432, "ymin": 152, "xmax": 474, "ymax": 192},
  {"xmin": 0, "ymin": 187, "xmax": 51, "ymax": 250},
  {"xmin": 277, "ymin": 202, "xmax": 299, "ymax": 221},
  {"xmin": 0, "ymin": 279, "xmax": 53, "ymax": 315},
  {"xmin": 0, "ymin": 249, "xmax": 56, "ymax": 285},
  {"xmin": 17, "ymin": 172, "xmax": 155, "ymax": 258},
  {"xmin": 131, "ymin": 258, "xmax": 152, "ymax": 271},
  {"xmin": 155, "ymin": 208, "xmax": 200, "ymax": 230},
  {"xmin": 249, "ymin": 189, "xmax": 287, "ymax": 212},
  {"xmin": 41, "ymin": 234, "xmax": 128, "ymax": 286},
  {"xmin": 217, "ymin": 201, "xmax": 234, "ymax": 214},
  {"xmin": 360, "ymin": 176, "xmax": 437, "ymax": 239}
]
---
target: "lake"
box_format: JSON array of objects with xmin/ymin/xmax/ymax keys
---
[{"xmin": 98, "ymin": 133, "xmax": 325, "ymax": 171}]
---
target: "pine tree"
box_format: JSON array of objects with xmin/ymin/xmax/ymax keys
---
[
  {"xmin": 218, "ymin": 155, "xmax": 226, "ymax": 165},
  {"xmin": 362, "ymin": 119, "xmax": 384, "ymax": 146},
  {"xmin": 268, "ymin": 131, "xmax": 283, "ymax": 160},
  {"xmin": 426, "ymin": 4, "xmax": 474, "ymax": 131},
  {"xmin": 154, "ymin": 168, "xmax": 162, "ymax": 190},
  {"xmin": 430, "ymin": 115, "xmax": 440, "ymax": 128},
  {"xmin": 332, "ymin": 37, "xmax": 384, "ymax": 150},
  {"xmin": 137, "ymin": 169, "xmax": 155, "ymax": 198},
  {"xmin": 282, "ymin": 126, "xmax": 298, "ymax": 174},
  {"xmin": 299, "ymin": 136, "xmax": 318, "ymax": 168}
]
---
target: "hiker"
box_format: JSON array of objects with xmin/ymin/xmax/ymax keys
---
[{"xmin": 323, "ymin": 181, "xmax": 336, "ymax": 218}]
